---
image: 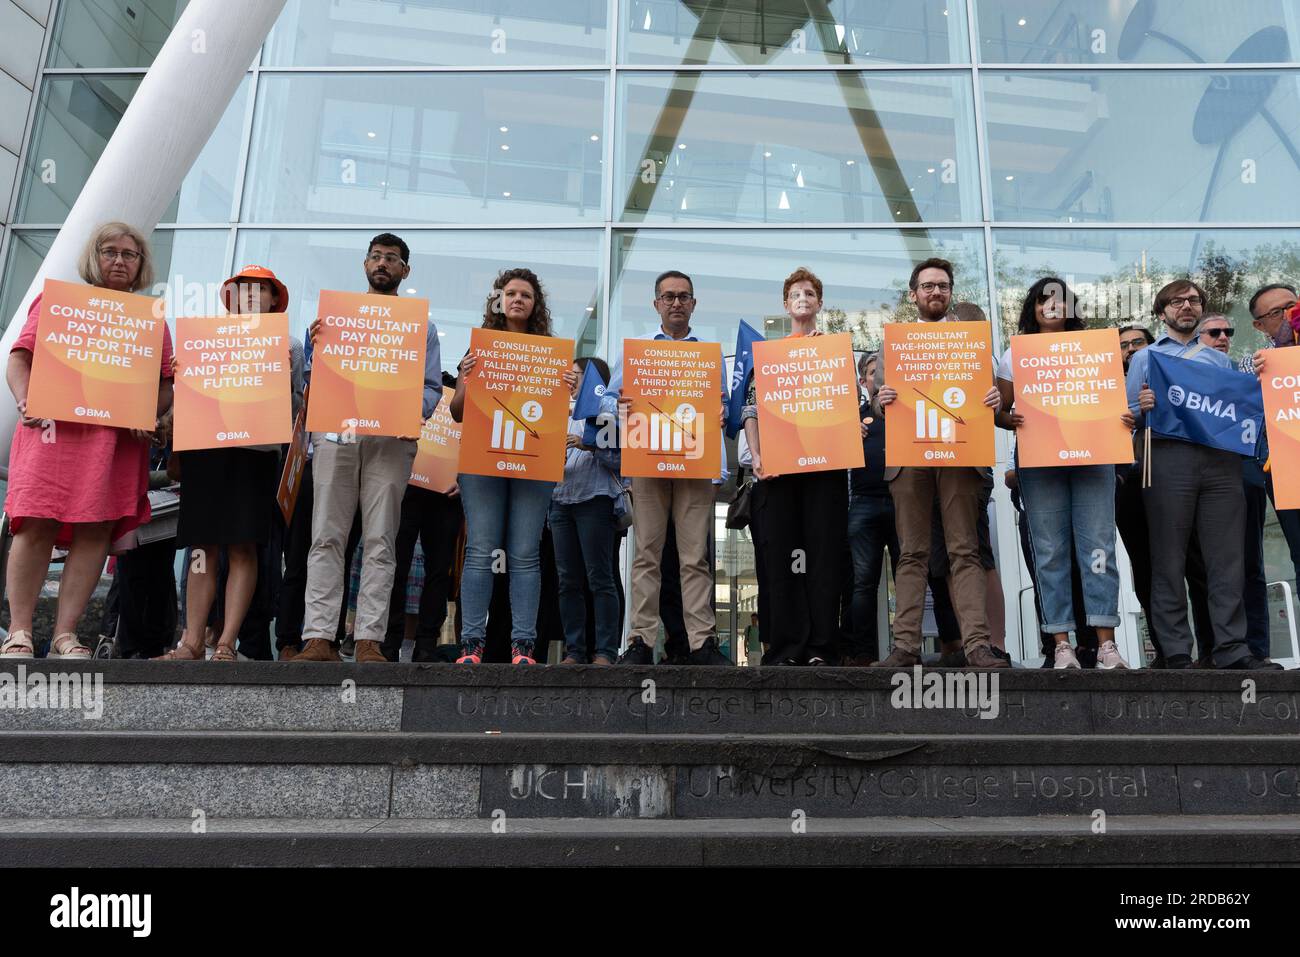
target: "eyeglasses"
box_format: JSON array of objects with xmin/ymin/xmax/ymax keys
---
[
  {"xmin": 1119, "ymin": 338, "xmax": 1148, "ymax": 350},
  {"xmin": 1166, "ymin": 295, "xmax": 1203, "ymax": 309},
  {"xmin": 366, "ymin": 252, "xmax": 405, "ymax": 266},
  {"xmin": 656, "ymin": 292, "xmax": 694, "ymax": 304},
  {"xmin": 98, "ymin": 246, "xmax": 140, "ymax": 264},
  {"xmin": 1203, "ymin": 327, "xmax": 1235, "ymax": 339},
  {"xmin": 917, "ymin": 281, "xmax": 952, "ymax": 294},
  {"xmin": 1254, "ymin": 303, "xmax": 1297, "ymax": 324}
]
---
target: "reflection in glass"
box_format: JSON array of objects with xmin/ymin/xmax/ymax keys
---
[
  {"xmin": 617, "ymin": 71, "xmax": 979, "ymax": 223},
  {"xmin": 621, "ymin": 0, "xmax": 968, "ymax": 65},
  {"xmin": 264, "ymin": 0, "xmax": 609, "ymax": 67},
  {"xmin": 14, "ymin": 76, "xmax": 250, "ymax": 225},
  {"xmin": 242, "ymin": 73, "xmax": 607, "ymax": 225},
  {"xmin": 611, "ymin": 228, "xmax": 988, "ymax": 351},
  {"xmin": 983, "ymin": 70, "xmax": 1300, "ymax": 223},
  {"xmin": 976, "ymin": 0, "xmax": 1300, "ymax": 65},
  {"xmin": 233, "ymin": 229, "xmax": 603, "ymax": 363},
  {"xmin": 0, "ymin": 228, "xmax": 229, "ymax": 335},
  {"xmin": 48, "ymin": 0, "xmax": 188, "ymax": 69}
]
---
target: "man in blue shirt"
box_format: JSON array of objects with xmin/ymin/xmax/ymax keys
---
[{"xmin": 1126, "ymin": 279, "xmax": 1279, "ymax": 670}]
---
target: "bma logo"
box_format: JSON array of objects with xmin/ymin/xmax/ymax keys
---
[
  {"xmin": 216, "ymin": 431, "xmax": 250, "ymax": 441},
  {"xmin": 1167, "ymin": 385, "xmax": 1238, "ymax": 420},
  {"xmin": 74, "ymin": 406, "xmax": 110, "ymax": 419},
  {"xmin": 593, "ymin": 384, "xmax": 606, "ymax": 397}
]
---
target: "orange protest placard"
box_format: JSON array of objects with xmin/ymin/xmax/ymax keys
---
[
  {"xmin": 305, "ymin": 290, "xmax": 427, "ymax": 437},
  {"xmin": 172, "ymin": 314, "xmax": 292, "ymax": 451},
  {"xmin": 458, "ymin": 328, "xmax": 574, "ymax": 482},
  {"xmin": 27, "ymin": 278, "xmax": 165, "ymax": 430},
  {"xmin": 752, "ymin": 332, "xmax": 864, "ymax": 476},
  {"xmin": 277, "ymin": 385, "xmax": 309, "ymax": 524},
  {"xmin": 1261, "ymin": 347, "xmax": 1300, "ymax": 510},
  {"xmin": 621, "ymin": 339, "xmax": 723, "ymax": 479},
  {"xmin": 409, "ymin": 391, "xmax": 461, "ymax": 494},
  {"xmin": 883, "ymin": 320, "xmax": 995, "ymax": 467},
  {"xmin": 1010, "ymin": 329, "xmax": 1133, "ymax": 468}
]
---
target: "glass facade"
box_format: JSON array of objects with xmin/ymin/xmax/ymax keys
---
[{"xmin": 4, "ymin": 0, "xmax": 1300, "ymax": 660}]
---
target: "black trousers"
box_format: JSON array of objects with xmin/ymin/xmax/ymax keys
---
[
  {"xmin": 754, "ymin": 470, "xmax": 848, "ymax": 663},
  {"xmin": 658, "ymin": 519, "xmax": 691, "ymax": 661},
  {"xmin": 380, "ymin": 486, "xmax": 463, "ymax": 661},
  {"xmin": 115, "ymin": 538, "xmax": 178, "ymax": 658},
  {"xmin": 1244, "ymin": 478, "xmax": 1271, "ymax": 659}
]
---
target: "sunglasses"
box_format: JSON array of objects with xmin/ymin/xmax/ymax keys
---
[{"xmin": 1203, "ymin": 328, "xmax": 1235, "ymax": 339}]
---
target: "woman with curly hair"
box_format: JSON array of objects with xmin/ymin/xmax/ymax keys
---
[{"xmin": 450, "ymin": 268, "xmax": 576, "ymax": 664}]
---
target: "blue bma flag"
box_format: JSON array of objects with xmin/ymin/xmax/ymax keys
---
[
  {"xmin": 572, "ymin": 362, "xmax": 613, "ymax": 448},
  {"xmin": 1147, "ymin": 350, "xmax": 1264, "ymax": 457},
  {"xmin": 726, "ymin": 320, "xmax": 764, "ymax": 438}
]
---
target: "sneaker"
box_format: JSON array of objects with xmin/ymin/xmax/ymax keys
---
[
  {"xmin": 870, "ymin": 647, "xmax": 921, "ymax": 669},
  {"xmin": 616, "ymin": 638, "xmax": 655, "ymax": 665},
  {"xmin": 1053, "ymin": 643, "xmax": 1081, "ymax": 670},
  {"xmin": 1096, "ymin": 640, "xmax": 1129, "ymax": 670},
  {"xmin": 806, "ymin": 655, "xmax": 829, "ymax": 667},
  {"xmin": 456, "ymin": 644, "xmax": 484, "ymax": 664},
  {"xmin": 1219, "ymin": 655, "xmax": 1285, "ymax": 671},
  {"xmin": 511, "ymin": 652, "xmax": 537, "ymax": 665},
  {"xmin": 966, "ymin": 643, "xmax": 1011, "ymax": 669},
  {"xmin": 687, "ymin": 637, "xmax": 733, "ymax": 666}
]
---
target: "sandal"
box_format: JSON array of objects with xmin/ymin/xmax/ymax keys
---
[
  {"xmin": 0, "ymin": 630, "xmax": 35, "ymax": 659},
  {"xmin": 211, "ymin": 642, "xmax": 238, "ymax": 662},
  {"xmin": 153, "ymin": 638, "xmax": 206, "ymax": 661},
  {"xmin": 49, "ymin": 632, "xmax": 92, "ymax": 660}
]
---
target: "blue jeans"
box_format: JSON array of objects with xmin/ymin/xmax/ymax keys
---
[
  {"xmin": 549, "ymin": 496, "xmax": 620, "ymax": 662},
  {"xmin": 458, "ymin": 473, "xmax": 556, "ymax": 652},
  {"xmin": 846, "ymin": 495, "xmax": 898, "ymax": 658},
  {"xmin": 1018, "ymin": 464, "xmax": 1120, "ymax": 633}
]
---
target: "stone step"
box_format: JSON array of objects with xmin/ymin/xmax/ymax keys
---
[
  {"xmin": 1, "ymin": 661, "xmax": 1297, "ymax": 735},
  {"xmin": 3, "ymin": 815, "xmax": 1298, "ymax": 866},
  {"xmin": 0, "ymin": 732, "xmax": 1296, "ymax": 818}
]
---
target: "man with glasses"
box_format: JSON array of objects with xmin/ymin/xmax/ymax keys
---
[
  {"xmin": 296, "ymin": 233, "xmax": 444, "ymax": 664},
  {"xmin": 1198, "ymin": 314, "xmax": 1235, "ymax": 355},
  {"xmin": 1249, "ymin": 284, "xmax": 1300, "ymax": 598},
  {"xmin": 1126, "ymin": 280, "xmax": 1279, "ymax": 670},
  {"xmin": 1119, "ymin": 325, "xmax": 1154, "ymax": 373},
  {"xmin": 872, "ymin": 258, "xmax": 1008, "ymax": 670},
  {"xmin": 614, "ymin": 270, "xmax": 730, "ymax": 666}
]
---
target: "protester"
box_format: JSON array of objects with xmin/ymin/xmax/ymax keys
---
[
  {"xmin": 615, "ymin": 270, "xmax": 730, "ymax": 666},
  {"xmin": 872, "ymin": 258, "xmax": 1007, "ymax": 669},
  {"xmin": 295, "ymin": 233, "xmax": 442, "ymax": 664},
  {"xmin": 2, "ymin": 222, "xmax": 173, "ymax": 660},
  {"xmin": 995, "ymin": 277, "xmax": 1130, "ymax": 669},
  {"xmin": 157, "ymin": 266, "xmax": 291, "ymax": 661},
  {"xmin": 450, "ymin": 268, "xmax": 575, "ymax": 665},
  {"xmin": 1126, "ymin": 279, "xmax": 1279, "ymax": 669},
  {"xmin": 1249, "ymin": 284, "xmax": 1300, "ymax": 599},
  {"xmin": 845, "ymin": 352, "xmax": 895, "ymax": 665},
  {"xmin": 551, "ymin": 357, "xmax": 623, "ymax": 665},
  {"xmin": 379, "ymin": 371, "xmax": 463, "ymax": 662},
  {"xmin": 742, "ymin": 267, "xmax": 853, "ymax": 666}
]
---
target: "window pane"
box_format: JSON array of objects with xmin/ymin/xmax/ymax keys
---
[
  {"xmin": 621, "ymin": 0, "xmax": 969, "ymax": 65},
  {"xmin": 242, "ymin": 73, "xmax": 607, "ymax": 225},
  {"xmin": 1, "ymin": 228, "xmax": 228, "ymax": 335},
  {"xmin": 990, "ymin": 227, "xmax": 1299, "ymax": 354},
  {"xmin": 983, "ymin": 70, "xmax": 1300, "ymax": 223},
  {"xmin": 976, "ymin": 0, "xmax": 1300, "ymax": 64},
  {"xmin": 48, "ymin": 0, "xmax": 189, "ymax": 69},
  {"xmin": 14, "ymin": 76, "xmax": 250, "ymax": 225},
  {"xmin": 264, "ymin": 0, "xmax": 609, "ymax": 67},
  {"xmin": 611, "ymin": 228, "xmax": 988, "ymax": 350},
  {"xmin": 233, "ymin": 228, "xmax": 603, "ymax": 363},
  {"xmin": 617, "ymin": 71, "xmax": 979, "ymax": 223}
]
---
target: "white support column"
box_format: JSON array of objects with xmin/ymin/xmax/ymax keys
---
[{"xmin": 0, "ymin": 0, "xmax": 288, "ymax": 464}]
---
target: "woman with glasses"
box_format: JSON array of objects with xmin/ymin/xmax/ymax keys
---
[
  {"xmin": 450, "ymin": 268, "xmax": 577, "ymax": 665},
  {"xmin": 1, "ymin": 222, "xmax": 174, "ymax": 659},
  {"xmin": 741, "ymin": 267, "xmax": 855, "ymax": 666},
  {"xmin": 995, "ymin": 277, "xmax": 1132, "ymax": 670}
]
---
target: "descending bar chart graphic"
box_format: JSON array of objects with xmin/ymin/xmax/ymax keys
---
[
  {"xmin": 490, "ymin": 408, "xmax": 527, "ymax": 452},
  {"xmin": 646, "ymin": 403, "xmax": 698, "ymax": 455},
  {"xmin": 915, "ymin": 398, "xmax": 955, "ymax": 443}
]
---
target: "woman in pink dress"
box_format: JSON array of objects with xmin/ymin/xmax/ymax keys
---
[{"xmin": 1, "ymin": 222, "xmax": 174, "ymax": 659}]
